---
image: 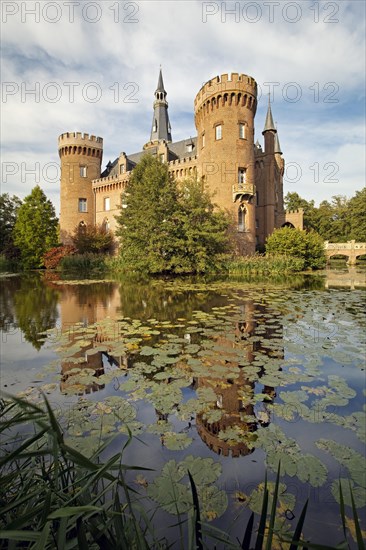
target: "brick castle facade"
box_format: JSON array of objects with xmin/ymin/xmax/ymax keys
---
[{"xmin": 58, "ymin": 70, "xmax": 303, "ymax": 254}]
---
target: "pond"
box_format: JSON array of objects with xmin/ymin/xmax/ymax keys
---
[{"xmin": 1, "ymin": 269, "xmax": 365, "ymax": 547}]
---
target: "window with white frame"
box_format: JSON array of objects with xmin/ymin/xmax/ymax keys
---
[
  {"xmin": 80, "ymin": 166, "xmax": 87, "ymax": 177},
  {"xmin": 104, "ymin": 197, "xmax": 110, "ymax": 211},
  {"xmin": 78, "ymin": 198, "xmax": 87, "ymax": 212},
  {"xmin": 215, "ymin": 124, "xmax": 222, "ymax": 140},
  {"xmin": 238, "ymin": 168, "xmax": 246, "ymax": 184},
  {"xmin": 239, "ymin": 123, "xmax": 246, "ymax": 139},
  {"xmin": 120, "ymin": 164, "xmax": 125, "ymax": 174}
]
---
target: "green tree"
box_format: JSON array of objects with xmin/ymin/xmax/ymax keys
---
[
  {"xmin": 177, "ymin": 179, "xmax": 230, "ymax": 273},
  {"xmin": 115, "ymin": 155, "xmax": 230, "ymax": 274},
  {"xmin": 348, "ymin": 187, "xmax": 366, "ymax": 241},
  {"xmin": 13, "ymin": 186, "xmax": 58, "ymax": 269},
  {"xmin": 266, "ymin": 227, "xmax": 325, "ymax": 270},
  {"xmin": 0, "ymin": 193, "xmax": 22, "ymax": 258}
]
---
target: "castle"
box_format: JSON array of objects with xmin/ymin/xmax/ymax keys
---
[{"xmin": 58, "ymin": 70, "xmax": 303, "ymax": 254}]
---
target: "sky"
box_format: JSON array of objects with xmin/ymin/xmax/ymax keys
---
[{"xmin": 1, "ymin": 0, "xmax": 365, "ymax": 215}]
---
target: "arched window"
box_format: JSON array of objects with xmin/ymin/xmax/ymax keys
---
[{"xmin": 238, "ymin": 205, "xmax": 246, "ymax": 232}]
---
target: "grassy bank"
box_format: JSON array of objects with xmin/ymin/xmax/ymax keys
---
[{"xmin": 226, "ymin": 254, "xmax": 306, "ymax": 275}]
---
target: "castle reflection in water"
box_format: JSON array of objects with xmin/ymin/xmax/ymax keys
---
[{"xmin": 56, "ymin": 280, "xmax": 284, "ymax": 457}]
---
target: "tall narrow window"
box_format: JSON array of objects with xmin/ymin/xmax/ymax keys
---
[
  {"xmin": 104, "ymin": 197, "xmax": 110, "ymax": 211},
  {"xmin": 238, "ymin": 206, "xmax": 246, "ymax": 232},
  {"xmin": 238, "ymin": 168, "xmax": 246, "ymax": 184},
  {"xmin": 153, "ymin": 119, "xmax": 157, "ymax": 132},
  {"xmin": 80, "ymin": 166, "xmax": 87, "ymax": 177},
  {"xmin": 159, "ymin": 153, "xmax": 165, "ymax": 163},
  {"xmin": 78, "ymin": 198, "xmax": 87, "ymax": 212},
  {"xmin": 239, "ymin": 123, "xmax": 246, "ymax": 139},
  {"xmin": 120, "ymin": 164, "xmax": 125, "ymax": 174},
  {"xmin": 215, "ymin": 124, "xmax": 222, "ymax": 140},
  {"xmin": 202, "ymin": 133, "xmax": 205, "ymax": 148}
]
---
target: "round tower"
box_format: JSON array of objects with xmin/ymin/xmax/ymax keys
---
[
  {"xmin": 58, "ymin": 132, "xmax": 103, "ymax": 243},
  {"xmin": 194, "ymin": 73, "xmax": 257, "ymax": 255}
]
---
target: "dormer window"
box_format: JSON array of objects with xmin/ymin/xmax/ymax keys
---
[{"xmin": 186, "ymin": 143, "xmax": 194, "ymax": 153}]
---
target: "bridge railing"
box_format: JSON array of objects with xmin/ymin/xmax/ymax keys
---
[{"xmin": 324, "ymin": 240, "xmax": 366, "ymax": 251}]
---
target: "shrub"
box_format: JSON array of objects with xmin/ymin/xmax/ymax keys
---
[
  {"xmin": 266, "ymin": 227, "xmax": 326, "ymax": 270},
  {"xmin": 43, "ymin": 245, "xmax": 76, "ymax": 269},
  {"xmin": 226, "ymin": 254, "xmax": 305, "ymax": 275},
  {"xmin": 72, "ymin": 224, "xmax": 115, "ymax": 254},
  {"xmin": 60, "ymin": 253, "xmax": 108, "ymax": 274}
]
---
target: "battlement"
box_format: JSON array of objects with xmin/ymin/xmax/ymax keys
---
[
  {"xmin": 168, "ymin": 155, "xmax": 197, "ymax": 166},
  {"xmin": 58, "ymin": 132, "xmax": 104, "ymax": 159},
  {"xmin": 195, "ymin": 72, "xmax": 257, "ymax": 106},
  {"xmin": 285, "ymin": 208, "xmax": 304, "ymax": 214},
  {"xmin": 58, "ymin": 132, "xmax": 103, "ymax": 147}
]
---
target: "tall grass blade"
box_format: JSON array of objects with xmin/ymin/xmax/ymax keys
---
[
  {"xmin": 241, "ymin": 511, "xmax": 254, "ymax": 549},
  {"xmin": 56, "ymin": 516, "xmax": 68, "ymax": 550},
  {"xmin": 349, "ymin": 482, "xmax": 365, "ymax": 550},
  {"xmin": 289, "ymin": 499, "xmax": 308, "ymax": 550},
  {"xmin": 31, "ymin": 521, "xmax": 51, "ymax": 550},
  {"xmin": 255, "ymin": 471, "xmax": 269, "ymax": 550},
  {"xmin": 265, "ymin": 461, "xmax": 281, "ymax": 550},
  {"xmin": 188, "ymin": 470, "xmax": 203, "ymax": 550},
  {"xmin": 76, "ymin": 517, "xmax": 89, "ymax": 550}
]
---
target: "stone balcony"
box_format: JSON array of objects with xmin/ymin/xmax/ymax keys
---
[{"xmin": 232, "ymin": 183, "xmax": 255, "ymax": 202}]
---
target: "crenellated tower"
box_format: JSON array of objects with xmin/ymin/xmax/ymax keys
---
[
  {"xmin": 194, "ymin": 73, "xmax": 258, "ymax": 255},
  {"xmin": 58, "ymin": 132, "xmax": 103, "ymax": 243}
]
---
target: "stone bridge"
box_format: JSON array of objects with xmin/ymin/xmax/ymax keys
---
[{"xmin": 324, "ymin": 240, "xmax": 366, "ymax": 265}]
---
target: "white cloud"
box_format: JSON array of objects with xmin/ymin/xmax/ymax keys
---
[{"xmin": 1, "ymin": 0, "xmax": 365, "ymax": 213}]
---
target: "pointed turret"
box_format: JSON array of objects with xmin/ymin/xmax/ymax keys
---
[
  {"xmin": 156, "ymin": 68, "xmax": 165, "ymax": 93},
  {"xmin": 262, "ymin": 97, "xmax": 276, "ymax": 134},
  {"xmin": 274, "ymin": 132, "xmax": 282, "ymax": 154},
  {"xmin": 262, "ymin": 96, "xmax": 276, "ymax": 154},
  {"xmin": 150, "ymin": 68, "xmax": 172, "ymax": 143}
]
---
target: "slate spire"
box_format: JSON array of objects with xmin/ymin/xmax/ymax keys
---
[
  {"xmin": 150, "ymin": 68, "xmax": 172, "ymax": 142},
  {"xmin": 262, "ymin": 95, "xmax": 276, "ymax": 133},
  {"xmin": 274, "ymin": 130, "xmax": 282, "ymax": 154}
]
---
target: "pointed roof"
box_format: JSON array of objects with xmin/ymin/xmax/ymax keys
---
[
  {"xmin": 156, "ymin": 68, "xmax": 165, "ymax": 93},
  {"xmin": 150, "ymin": 68, "xmax": 172, "ymax": 142},
  {"xmin": 262, "ymin": 96, "xmax": 276, "ymax": 133},
  {"xmin": 274, "ymin": 131, "xmax": 282, "ymax": 154}
]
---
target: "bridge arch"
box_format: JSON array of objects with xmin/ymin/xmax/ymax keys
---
[{"xmin": 324, "ymin": 241, "xmax": 366, "ymax": 265}]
